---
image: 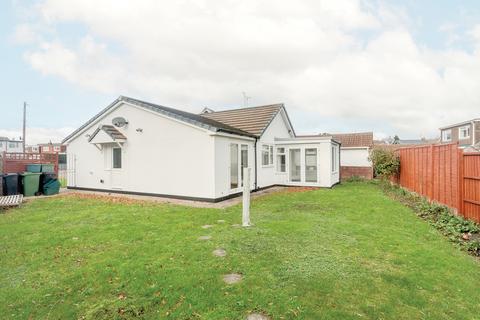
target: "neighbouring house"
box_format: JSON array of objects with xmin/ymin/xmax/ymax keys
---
[
  {"xmin": 62, "ymin": 96, "xmax": 341, "ymax": 202},
  {"xmin": 25, "ymin": 145, "xmax": 40, "ymax": 153},
  {"xmin": 440, "ymin": 119, "xmax": 480, "ymax": 150},
  {"xmin": 331, "ymin": 132, "xmax": 373, "ymax": 180},
  {"xmin": 0, "ymin": 137, "xmax": 24, "ymax": 153}
]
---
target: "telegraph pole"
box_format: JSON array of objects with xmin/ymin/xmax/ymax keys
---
[{"xmin": 23, "ymin": 102, "xmax": 26, "ymax": 153}]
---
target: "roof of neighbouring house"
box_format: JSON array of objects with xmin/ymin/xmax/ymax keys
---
[
  {"xmin": 199, "ymin": 103, "xmax": 293, "ymax": 137},
  {"xmin": 63, "ymin": 96, "xmax": 255, "ymax": 143},
  {"xmin": 330, "ymin": 132, "xmax": 373, "ymax": 148}
]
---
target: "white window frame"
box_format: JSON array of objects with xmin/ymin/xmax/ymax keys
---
[
  {"xmin": 112, "ymin": 147, "xmax": 122, "ymax": 169},
  {"xmin": 331, "ymin": 145, "xmax": 339, "ymax": 173},
  {"xmin": 261, "ymin": 144, "xmax": 274, "ymax": 167},
  {"xmin": 459, "ymin": 126, "xmax": 470, "ymax": 139},
  {"xmin": 276, "ymin": 147, "xmax": 286, "ymax": 173},
  {"xmin": 442, "ymin": 129, "xmax": 452, "ymax": 142}
]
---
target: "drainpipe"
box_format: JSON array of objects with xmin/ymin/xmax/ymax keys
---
[{"xmin": 254, "ymin": 138, "xmax": 258, "ymax": 190}]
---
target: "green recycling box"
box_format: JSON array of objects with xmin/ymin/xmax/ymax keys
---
[
  {"xmin": 43, "ymin": 179, "xmax": 61, "ymax": 196},
  {"xmin": 22, "ymin": 172, "xmax": 41, "ymax": 197}
]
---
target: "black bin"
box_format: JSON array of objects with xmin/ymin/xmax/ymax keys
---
[{"xmin": 2, "ymin": 173, "xmax": 20, "ymax": 195}]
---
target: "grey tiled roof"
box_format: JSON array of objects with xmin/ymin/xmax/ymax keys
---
[
  {"xmin": 200, "ymin": 104, "xmax": 284, "ymax": 137},
  {"xmin": 63, "ymin": 96, "xmax": 255, "ymax": 143}
]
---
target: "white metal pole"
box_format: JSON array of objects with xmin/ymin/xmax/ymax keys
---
[{"xmin": 242, "ymin": 167, "xmax": 251, "ymax": 227}]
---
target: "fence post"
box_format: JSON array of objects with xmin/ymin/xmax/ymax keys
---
[{"xmin": 458, "ymin": 149, "xmax": 464, "ymax": 215}]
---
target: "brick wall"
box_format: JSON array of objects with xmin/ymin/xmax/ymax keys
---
[{"xmin": 341, "ymin": 166, "xmax": 373, "ymax": 180}]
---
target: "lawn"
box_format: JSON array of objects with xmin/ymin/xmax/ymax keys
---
[{"xmin": 1, "ymin": 182, "xmax": 479, "ymax": 319}]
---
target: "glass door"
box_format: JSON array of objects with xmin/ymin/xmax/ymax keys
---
[
  {"xmin": 240, "ymin": 145, "xmax": 248, "ymax": 186},
  {"xmin": 230, "ymin": 144, "xmax": 239, "ymax": 189},
  {"xmin": 305, "ymin": 148, "xmax": 318, "ymax": 182},
  {"xmin": 289, "ymin": 148, "xmax": 301, "ymax": 182}
]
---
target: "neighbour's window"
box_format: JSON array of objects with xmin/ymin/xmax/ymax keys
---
[
  {"xmin": 442, "ymin": 129, "xmax": 452, "ymax": 142},
  {"xmin": 276, "ymin": 147, "xmax": 286, "ymax": 172},
  {"xmin": 43, "ymin": 146, "xmax": 50, "ymax": 152},
  {"xmin": 0, "ymin": 142, "xmax": 3, "ymax": 147},
  {"xmin": 459, "ymin": 126, "xmax": 470, "ymax": 139},
  {"xmin": 9, "ymin": 142, "xmax": 17, "ymax": 148},
  {"xmin": 54, "ymin": 146, "xmax": 61, "ymax": 152},
  {"xmin": 113, "ymin": 147, "xmax": 122, "ymax": 169},
  {"xmin": 262, "ymin": 145, "xmax": 273, "ymax": 166}
]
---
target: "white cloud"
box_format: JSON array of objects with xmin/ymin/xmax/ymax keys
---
[
  {"xmin": 0, "ymin": 127, "xmax": 73, "ymax": 145},
  {"xmin": 14, "ymin": 0, "xmax": 480, "ymax": 138}
]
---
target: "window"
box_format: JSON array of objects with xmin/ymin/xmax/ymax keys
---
[
  {"xmin": 459, "ymin": 126, "xmax": 470, "ymax": 139},
  {"xmin": 43, "ymin": 146, "xmax": 50, "ymax": 152},
  {"xmin": 54, "ymin": 146, "xmax": 61, "ymax": 152},
  {"xmin": 276, "ymin": 147, "xmax": 286, "ymax": 172},
  {"xmin": 442, "ymin": 129, "xmax": 452, "ymax": 142},
  {"xmin": 331, "ymin": 145, "xmax": 338, "ymax": 173},
  {"xmin": 113, "ymin": 147, "xmax": 122, "ymax": 169},
  {"xmin": 305, "ymin": 148, "xmax": 318, "ymax": 182},
  {"xmin": 9, "ymin": 142, "xmax": 17, "ymax": 148},
  {"xmin": 262, "ymin": 145, "xmax": 273, "ymax": 166}
]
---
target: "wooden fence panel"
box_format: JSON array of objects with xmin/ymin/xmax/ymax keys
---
[
  {"xmin": 396, "ymin": 144, "xmax": 480, "ymax": 223},
  {"xmin": 1, "ymin": 152, "xmax": 59, "ymax": 175},
  {"xmin": 462, "ymin": 153, "xmax": 480, "ymax": 222}
]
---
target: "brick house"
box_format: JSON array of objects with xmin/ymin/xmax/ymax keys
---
[{"xmin": 440, "ymin": 119, "xmax": 480, "ymax": 150}]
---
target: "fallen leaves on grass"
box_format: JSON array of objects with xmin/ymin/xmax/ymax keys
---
[{"xmin": 59, "ymin": 193, "xmax": 147, "ymax": 205}]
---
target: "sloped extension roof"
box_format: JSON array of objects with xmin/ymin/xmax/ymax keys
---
[
  {"xmin": 88, "ymin": 125, "xmax": 127, "ymax": 143},
  {"xmin": 331, "ymin": 132, "xmax": 373, "ymax": 148},
  {"xmin": 63, "ymin": 96, "xmax": 254, "ymax": 143},
  {"xmin": 200, "ymin": 104, "xmax": 294, "ymax": 137}
]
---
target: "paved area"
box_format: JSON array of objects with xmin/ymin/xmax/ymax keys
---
[{"xmin": 59, "ymin": 186, "xmax": 286, "ymax": 208}]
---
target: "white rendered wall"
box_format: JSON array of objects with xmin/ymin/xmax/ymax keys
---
[
  {"xmin": 274, "ymin": 140, "xmax": 337, "ymax": 187},
  {"xmin": 340, "ymin": 148, "xmax": 371, "ymax": 167},
  {"xmin": 256, "ymin": 111, "xmax": 293, "ymax": 188},
  {"xmin": 66, "ymin": 102, "xmax": 217, "ymax": 199}
]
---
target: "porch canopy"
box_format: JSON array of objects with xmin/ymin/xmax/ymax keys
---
[{"xmin": 88, "ymin": 125, "xmax": 126, "ymax": 150}]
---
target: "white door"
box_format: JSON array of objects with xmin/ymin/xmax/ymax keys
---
[{"xmin": 110, "ymin": 146, "xmax": 123, "ymax": 189}]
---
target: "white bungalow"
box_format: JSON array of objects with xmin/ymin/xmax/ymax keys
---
[{"xmin": 63, "ymin": 96, "xmax": 340, "ymax": 202}]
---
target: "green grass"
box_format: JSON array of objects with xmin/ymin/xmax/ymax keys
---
[{"xmin": 1, "ymin": 182, "xmax": 479, "ymax": 319}]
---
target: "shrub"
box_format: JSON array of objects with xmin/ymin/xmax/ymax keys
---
[{"xmin": 369, "ymin": 148, "xmax": 400, "ymax": 179}]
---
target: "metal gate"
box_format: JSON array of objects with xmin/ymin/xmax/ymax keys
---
[{"xmin": 58, "ymin": 154, "xmax": 76, "ymax": 187}]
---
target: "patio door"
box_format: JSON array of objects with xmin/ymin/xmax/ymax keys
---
[
  {"xmin": 230, "ymin": 143, "xmax": 249, "ymax": 190},
  {"xmin": 230, "ymin": 144, "xmax": 239, "ymax": 189},
  {"xmin": 289, "ymin": 148, "xmax": 301, "ymax": 182}
]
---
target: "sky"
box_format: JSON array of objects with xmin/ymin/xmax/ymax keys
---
[{"xmin": 1, "ymin": 0, "xmax": 480, "ymax": 145}]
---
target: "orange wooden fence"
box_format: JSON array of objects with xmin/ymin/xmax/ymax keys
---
[{"xmin": 396, "ymin": 143, "xmax": 480, "ymax": 223}]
